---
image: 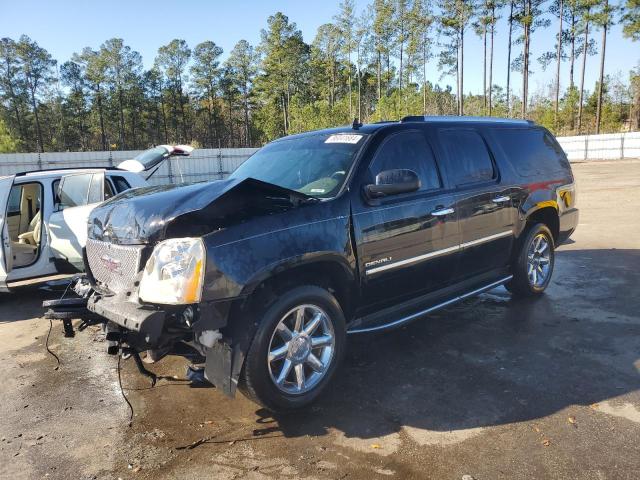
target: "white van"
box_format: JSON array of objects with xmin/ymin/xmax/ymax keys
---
[{"xmin": 0, "ymin": 145, "xmax": 193, "ymax": 291}]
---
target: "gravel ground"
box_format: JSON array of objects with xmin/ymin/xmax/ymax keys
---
[{"xmin": 1, "ymin": 160, "xmax": 639, "ymax": 480}]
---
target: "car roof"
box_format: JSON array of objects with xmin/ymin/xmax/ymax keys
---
[
  {"xmin": 400, "ymin": 115, "xmax": 535, "ymax": 126},
  {"xmin": 273, "ymin": 116, "xmax": 536, "ymax": 142},
  {"xmin": 10, "ymin": 167, "xmax": 130, "ymax": 181}
]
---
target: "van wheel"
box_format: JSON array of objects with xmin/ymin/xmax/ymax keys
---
[
  {"xmin": 239, "ymin": 285, "xmax": 346, "ymax": 411},
  {"xmin": 507, "ymin": 223, "xmax": 555, "ymax": 297}
]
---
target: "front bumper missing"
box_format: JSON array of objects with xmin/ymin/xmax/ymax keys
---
[
  {"xmin": 86, "ymin": 293, "xmax": 239, "ymax": 397},
  {"xmin": 87, "ymin": 294, "xmax": 166, "ymax": 345}
]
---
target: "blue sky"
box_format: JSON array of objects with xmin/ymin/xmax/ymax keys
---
[{"xmin": 1, "ymin": 0, "xmax": 637, "ymax": 98}]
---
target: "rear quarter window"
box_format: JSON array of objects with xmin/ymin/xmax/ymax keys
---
[{"xmin": 493, "ymin": 128, "xmax": 570, "ymax": 177}]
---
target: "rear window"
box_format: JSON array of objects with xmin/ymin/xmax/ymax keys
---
[
  {"xmin": 438, "ymin": 129, "xmax": 495, "ymax": 186},
  {"xmin": 493, "ymin": 128, "xmax": 570, "ymax": 177}
]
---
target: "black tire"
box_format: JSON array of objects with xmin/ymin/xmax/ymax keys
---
[
  {"xmin": 507, "ymin": 223, "xmax": 555, "ymax": 297},
  {"xmin": 239, "ymin": 285, "xmax": 346, "ymax": 412}
]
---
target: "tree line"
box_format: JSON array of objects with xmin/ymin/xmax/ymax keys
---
[{"xmin": 1, "ymin": 0, "xmax": 639, "ymax": 153}]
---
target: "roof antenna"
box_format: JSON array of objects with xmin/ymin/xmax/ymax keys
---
[{"xmin": 352, "ymin": 118, "xmax": 363, "ymax": 130}]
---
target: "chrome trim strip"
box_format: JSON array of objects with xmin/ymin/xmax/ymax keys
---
[
  {"xmin": 366, "ymin": 244, "xmax": 460, "ymax": 274},
  {"xmin": 347, "ymin": 275, "xmax": 513, "ymax": 334},
  {"xmin": 459, "ymin": 230, "xmax": 512, "ymax": 249},
  {"xmin": 365, "ymin": 230, "xmax": 513, "ymax": 275}
]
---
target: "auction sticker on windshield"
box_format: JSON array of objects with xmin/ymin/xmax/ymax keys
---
[{"xmin": 325, "ymin": 134, "xmax": 363, "ymax": 144}]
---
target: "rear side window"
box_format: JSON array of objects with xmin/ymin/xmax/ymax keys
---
[
  {"xmin": 369, "ymin": 131, "xmax": 441, "ymax": 191},
  {"xmin": 438, "ymin": 129, "xmax": 495, "ymax": 186},
  {"xmin": 494, "ymin": 128, "xmax": 570, "ymax": 177},
  {"xmin": 59, "ymin": 173, "xmax": 92, "ymax": 208},
  {"xmin": 110, "ymin": 176, "xmax": 131, "ymax": 193}
]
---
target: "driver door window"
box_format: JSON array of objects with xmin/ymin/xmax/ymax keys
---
[{"xmin": 369, "ymin": 131, "xmax": 441, "ymax": 193}]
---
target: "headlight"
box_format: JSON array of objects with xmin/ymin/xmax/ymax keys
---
[{"xmin": 139, "ymin": 238, "xmax": 206, "ymax": 305}]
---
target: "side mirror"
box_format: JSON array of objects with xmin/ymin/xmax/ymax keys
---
[{"xmin": 364, "ymin": 169, "xmax": 421, "ymax": 198}]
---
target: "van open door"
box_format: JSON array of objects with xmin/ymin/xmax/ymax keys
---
[
  {"xmin": 0, "ymin": 175, "xmax": 16, "ymax": 291},
  {"xmin": 48, "ymin": 172, "xmax": 105, "ymax": 271}
]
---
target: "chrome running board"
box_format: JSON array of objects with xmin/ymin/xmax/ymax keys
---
[{"xmin": 347, "ymin": 275, "xmax": 513, "ymax": 334}]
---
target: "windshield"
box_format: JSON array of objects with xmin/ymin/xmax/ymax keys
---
[{"xmin": 229, "ymin": 133, "xmax": 367, "ymax": 198}]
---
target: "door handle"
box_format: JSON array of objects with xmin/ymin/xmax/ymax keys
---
[
  {"xmin": 431, "ymin": 207, "xmax": 455, "ymax": 216},
  {"xmin": 492, "ymin": 195, "xmax": 510, "ymax": 203}
]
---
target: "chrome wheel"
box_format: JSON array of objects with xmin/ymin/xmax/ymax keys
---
[
  {"xmin": 527, "ymin": 233, "xmax": 551, "ymax": 288},
  {"xmin": 267, "ymin": 304, "xmax": 335, "ymax": 395}
]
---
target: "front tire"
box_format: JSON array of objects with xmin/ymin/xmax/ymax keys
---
[
  {"xmin": 239, "ymin": 285, "xmax": 346, "ymax": 411},
  {"xmin": 507, "ymin": 223, "xmax": 555, "ymax": 297}
]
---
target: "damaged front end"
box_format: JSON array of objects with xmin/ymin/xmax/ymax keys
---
[{"xmin": 46, "ymin": 177, "xmax": 317, "ymax": 396}]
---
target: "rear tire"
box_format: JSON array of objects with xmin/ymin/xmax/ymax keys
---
[
  {"xmin": 507, "ymin": 223, "xmax": 555, "ymax": 297},
  {"xmin": 239, "ymin": 285, "xmax": 346, "ymax": 412}
]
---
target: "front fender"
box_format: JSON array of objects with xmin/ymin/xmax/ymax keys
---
[
  {"xmin": 239, "ymin": 251, "xmax": 356, "ymax": 298},
  {"xmin": 199, "ymin": 196, "xmax": 354, "ymax": 303}
]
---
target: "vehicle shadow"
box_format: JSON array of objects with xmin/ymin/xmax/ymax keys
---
[
  {"xmin": 0, "ymin": 281, "xmax": 69, "ymax": 323},
  {"xmin": 252, "ymin": 248, "xmax": 640, "ymax": 440}
]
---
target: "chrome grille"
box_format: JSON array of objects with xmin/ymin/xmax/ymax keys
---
[{"xmin": 86, "ymin": 238, "xmax": 144, "ymax": 294}]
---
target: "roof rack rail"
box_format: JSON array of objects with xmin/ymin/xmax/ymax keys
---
[
  {"xmin": 15, "ymin": 166, "xmax": 120, "ymax": 177},
  {"xmin": 400, "ymin": 115, "xmax": 534, "ymax": 125}
]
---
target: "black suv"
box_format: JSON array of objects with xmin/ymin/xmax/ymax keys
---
[{"xmin": 78, "ymin": 116, "xmax": 578, "ymax": 411}]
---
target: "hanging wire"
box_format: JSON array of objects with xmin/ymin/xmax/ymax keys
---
[
  {"xmin": 117, "ymin": 352, "xmax": 134, "ymax": 427},
  {"xmin": 43, "ymin": 279, "xmax": 73, "ymax": 369},
  {"xmin": 45, "ymin": 318, "xmax": 60, "ymax": 370}
]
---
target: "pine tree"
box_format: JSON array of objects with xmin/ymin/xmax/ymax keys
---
[
  {"xmin": 155, "ymin": 39, "xmax": 191, "ymax": 142},
  {"xmin": 100, "ymin": 38, "xmax": 142, "ymax": 149},
  {"xmin": 16, "ymin": 35, "xmax": 56, "ymax": 152},
  {"xmin": 512, "ymin": 0, "xmax": 550, "ymax": 117},
  {"xmin": 255, "ymin": 12, "xmax": 309, "ymax": 139},
  {"xmin": 373, "ymin": 0, "xmax": 395, "ymax": 98},
  {"xmin": 594, "ymin": 0, "xmax": 615, "ymax": 133},
  {"xmin": 621, "ymin": 0, "xmax": 640, "ymax": 41},
  {"xmin": 226, "ymin": 40, "xmax": 259, "ymax": 146},
  {"xmin": 408, "ymin": 0, "xmax": 434, "ymax": 113},
  {"xmin": 191, "ymin": 41, "xmax": 223, "ymax": 147},
  {"xmin": 0, "ymin": 116, "xmax": 18, "ymax": 152},
  {"xmin": 577, "ymin": 0, "xmax": 598, "ymax": 131},
  {"xmin": 335, "ymin": 0, "xmax": 356, "ymax": 119},
  {"xmin": 0, "ymin": 38, "xmax": 28, "ymax": 147},
  {"xmin": 439, "ymin": 0, "xmax": 474, "ymax": 115},
  {"xmin": 506, "ymin": 0, "xmax": 516, "ymax": 115}
]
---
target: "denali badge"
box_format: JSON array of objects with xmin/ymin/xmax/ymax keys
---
[
  {"xmin": 100, "ymin": 255, "xmax": 122, "ymax": 274},
  {"xmin": 365, "ymin": 257, "xmax": 392, "ymax": 268}
]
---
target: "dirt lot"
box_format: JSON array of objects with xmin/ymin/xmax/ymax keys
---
[{"xmin": 1, "ymin": 160, "xmax": 639, "ymax": 480}]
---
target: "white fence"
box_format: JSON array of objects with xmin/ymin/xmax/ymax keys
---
[
  {"xmin": 556, "ymin": 132, "xmax": 640, "ymax": 162},
  {"xmin": 1, "ymin": 132, "xmax": 638, "ymax": 184},
  {"xmin": 0, "ymin": 148, "xmax": 259, "ymax": 185}
]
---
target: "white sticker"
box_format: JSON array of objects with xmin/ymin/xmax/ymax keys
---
[
  {"xmin": 325, "ymin": 134, "xmax": 363, "ymax": 144},
  {"xmin": 310, "ymin": 188, "xmax": 326, "ymax": 193}
]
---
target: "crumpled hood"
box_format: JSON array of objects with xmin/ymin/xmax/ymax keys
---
[{"xmin": 88, "ymin": 177, "xmax": 315, "ymax": 244}]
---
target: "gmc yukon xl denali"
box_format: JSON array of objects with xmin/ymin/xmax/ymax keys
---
[{"xmin": 66, "ymin": 116, "xmax": 578, "ymax": 411}]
